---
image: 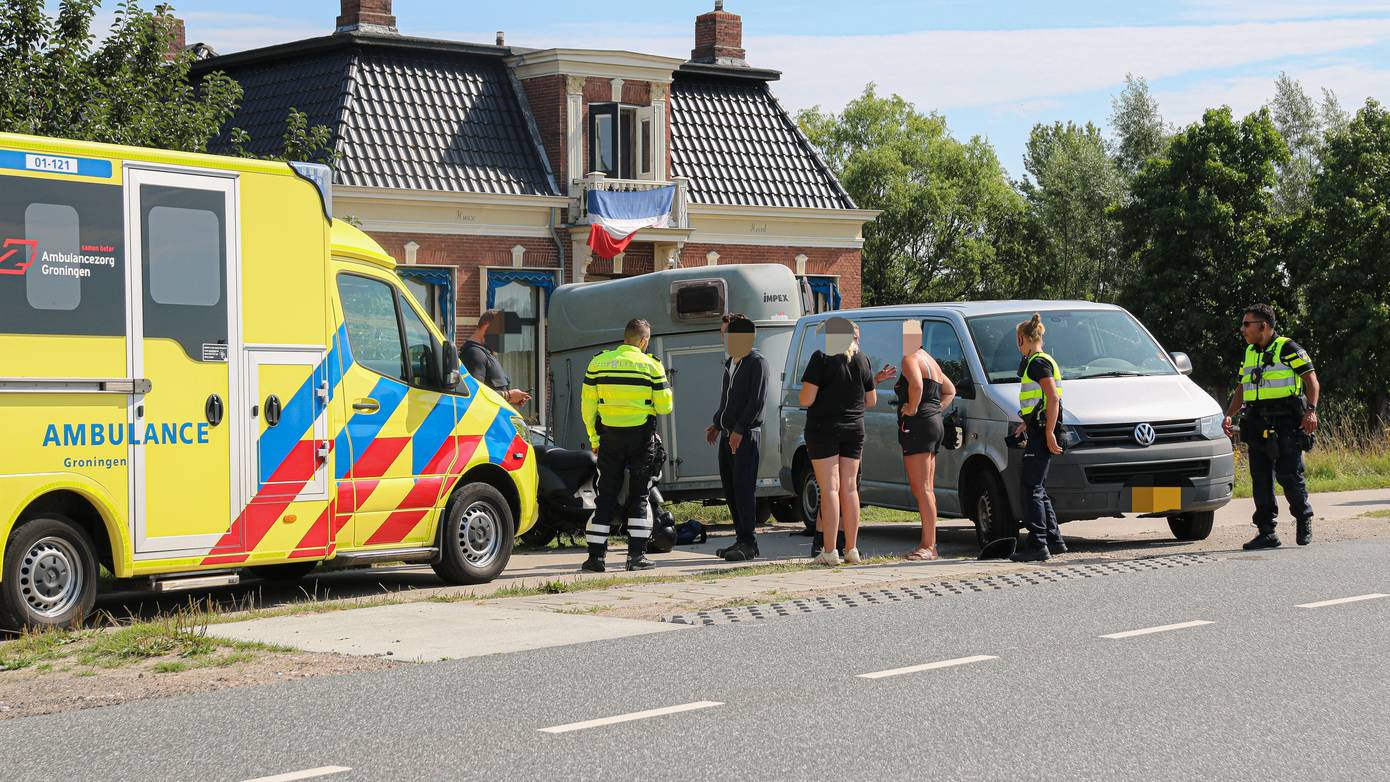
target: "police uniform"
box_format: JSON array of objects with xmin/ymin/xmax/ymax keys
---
[
  {"xmin": 1238, "ymin": 335, "xmax": 1315, "ymax": 542},
  {"xmin": 1017, "ymin": 351, "xmax": 1065, "ymax": 556},
  {"xmin": 581, "ymin": 343, "xmax": 674, "ymax": 570}
]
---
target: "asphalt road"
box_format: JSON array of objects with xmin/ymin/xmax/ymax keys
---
[{"xmin": 5, "ymin": 538, "xmax": 1387, "ymax": 782}]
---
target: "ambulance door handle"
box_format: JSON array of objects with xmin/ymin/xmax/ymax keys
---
[
  {"xmin": 353, "ymin": 398, "xmax": 380, "ymax": 413},
  {"xmin": 205, "ymin": 394, "xmax": 224, "ymax": 427}
]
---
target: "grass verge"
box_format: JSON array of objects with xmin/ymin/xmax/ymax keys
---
[{"xmin": 1232, "ymin": 423, "xmax": 1390, "ymax": 498}]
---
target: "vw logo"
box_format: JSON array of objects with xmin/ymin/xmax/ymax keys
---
[{"xmin": 1133, "ymin": 423, "xmax": 1157, "ymax": 446}]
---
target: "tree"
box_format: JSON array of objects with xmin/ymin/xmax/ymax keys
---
[
  {"xmin": 1269, "ymin": 72, "xmax": 1322, "ymax": 217},
  {"xmin": 1319, "ymin": 87, "xmax": 1350, "ymax": 136},
  {"xmin": 1109, "ymin": 74, "xmax": 1167, "ymax": 180},
  {"xmin": 1297, "ymin": 99, "xmax": 1390, "ymax": 424},
  {"xmin": 798, "ymin": 85, "xmax": 1026, "ymax": 305},
  {"xmin": 1116, "ymin": 107, "xmax": 1291, "ymax": 391},
  {"xmin": 0, "ymin": 0, "xmax": 331, "ymax": 162},
  {"xmin": 1019, "ymin": 121, "xmax": 1126, "ymax": 300}
]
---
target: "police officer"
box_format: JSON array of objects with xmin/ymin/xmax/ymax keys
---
[
  {"xmin": 1221, "ymin": 303, "xmax": 1321, "ymax": 549},
  {"xmin": 580, "ymin": 318, "xmax": 674, "ymax": 572}
]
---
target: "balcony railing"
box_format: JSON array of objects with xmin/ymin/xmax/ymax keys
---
[{"xmin": 572, "ymin": 172, "xmax": 690, "ymax": 229}]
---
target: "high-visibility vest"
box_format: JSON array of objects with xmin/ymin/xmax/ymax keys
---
[
  {"xmin": 1240, "ymin": 336, "xmax": 1306, "ymax": 402},
  {"xmin": 581, "ymin": 344, "xmax": 673, "ymax": 447},
  {"xmin": 1019, "ymin": 351, "xmax": 1063, "ymax": 418}
]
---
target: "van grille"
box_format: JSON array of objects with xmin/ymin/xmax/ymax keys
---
[
  {"xmin": 1085, "ymin": 460, "xmax": 1210, "ymax": 485},
  {"xmin": 1079, "ymin": 419, "xmax": 1199, "ymax": 446}
]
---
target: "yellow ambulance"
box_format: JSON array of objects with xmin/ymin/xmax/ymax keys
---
[{"xmin": 0, "ymin": 133, "xmax": 537, "ymax": 629}]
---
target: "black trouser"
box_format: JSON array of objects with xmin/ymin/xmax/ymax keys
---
[
  {"xmin": 719, "ymin": 429, "xmax": 761, "ymax": 545},
  {"xmin": 1244, "ymin": 414, "xmax": 1313, "ymax": 534},
  {"xmin": 1021, "ymin": 430, "xmax": 1063, "ymax": 549},
  {"xmin": 588, "ymin": 421, "xmax": 657, "ymax": 560}
]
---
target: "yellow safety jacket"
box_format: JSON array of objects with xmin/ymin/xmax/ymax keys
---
[
  {"xmin": 1018, "ymin": 351, "xmax": 1063, "ymax": 419},
  {"xmin": 582, "ymin": 344, "xmax": 673, "ymax": 447},
  {"xmin": 1239, "ymin": 336, "xmax": 1307, "ymax": 402}
]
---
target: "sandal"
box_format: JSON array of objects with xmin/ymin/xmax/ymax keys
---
[{"xmin": 903, "ymin": 547, "xmax": 938, "ymax": 561}]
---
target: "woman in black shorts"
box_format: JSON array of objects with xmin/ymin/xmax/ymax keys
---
[
  {"xmin": 894, "ymin": 320, "xmax": 956, "ymax": 561},
  {"xmin": 799, "ymin": 317, "xmax": 895, "ymax": 565}
]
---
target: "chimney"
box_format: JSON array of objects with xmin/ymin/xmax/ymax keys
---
[
  {"xmin": 336, "ymin": 0, "xmax": 398, "ymax": 35},
  {"xmin": 496, "ymin": 31, "xmax": 505, "ymax": 47},
  {"xmin": 691, "ymin": 1, "xmax": 746, "ymax": 66},
  {"xmin": 162, "ymin": 14, "xmax": 185, "ymax": 61}
]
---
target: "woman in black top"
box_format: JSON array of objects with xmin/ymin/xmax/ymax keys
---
[
  {"xmin": 895, "ymin": 320, "xmax": 956, "ymax": 561},
  {"xmin": 799, "ymin": 318, "xmax": 895, "ymax": 565}
]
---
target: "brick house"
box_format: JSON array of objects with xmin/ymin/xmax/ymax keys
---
[{"xmin": 194, "ymin": 0, "xmax": 874, "ymax": 424}]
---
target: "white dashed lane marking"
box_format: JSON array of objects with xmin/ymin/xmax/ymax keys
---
[
  {"xmin": 856, "ymin": 655, "xmax": 999, "ymax": 680},
  {"xmin": 540, "ymin": 701, "xmax": 724, "ymax": 734},
  {"xmin": 1100, "ymin": 620, "xmax": 1214, "ymax": 640},
  {"xmin": 240, "ymin": 767, "xmax": 352, "ymax": 782},
  {"xmin": 1297, "ymin": 593, "xmax": 1389, "ymax": 609}
]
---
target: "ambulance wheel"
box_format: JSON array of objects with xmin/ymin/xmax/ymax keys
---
[
  {"xmin": 0, "ymin": 516, "xmax": 99, "ymax": 630},
  {"xmin": 245, "ymin": 562, "xmax": 318, "ymax": 582},
  {"xmin": 769, "ymin": 498, "xmax": 798, "ymax": 525},
  {"xmin": 1167, "ymin": 511, "xmax": 1215, "ymax": 541},
  {"xmin": 970, "ymin": 469, "xmax": 1020, "ymax": 548},
  {"xmin": 433, "ymin": 482, "xmax": 514, "ymax": 585}
]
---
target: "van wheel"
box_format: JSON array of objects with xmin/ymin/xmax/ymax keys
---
[
  {"xmin": 432, "ymin": 482, "xmax": 515, "ymax": 584},
  {"xmin": 794, "ymin": 460, "xmax": 819, "ymax": 533},
  {"xmin": 245, "ymin": 562, "xmax": 318, "ymax": 582},
  {"xmin": 519, "ymin": 523, "xmax": 558, "ymax": 548},
  {"xmin": 768, "ymin": 498, "xmax": 798, "ymax": 525},
  {"xmin": 971, "ymin": 469, "xmax": 1020, "ymax": 548},
  {"xmin": 0, "ymin": 516, "xmax": 99, "ymax": 630},
  {"xmin": 1167, "ymin": 511, "xmax": 1215, "ymax": 541},
  {"xmin": 754, "ymin": 498, "xmax": 773, "ymax": 526}
]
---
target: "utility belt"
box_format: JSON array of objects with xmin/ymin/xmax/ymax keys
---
[
  {"xmin": 1240, "ymin": 409, "xmax": 1315, "ymax": 457},
  {"xmin": 596, "ymin": 417, "xmax": 655, "ymax": 436}
]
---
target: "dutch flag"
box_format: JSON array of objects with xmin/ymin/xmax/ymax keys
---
[{"xmin": 586, "ymin": 186, "xmax": 676, "ymax": 260}]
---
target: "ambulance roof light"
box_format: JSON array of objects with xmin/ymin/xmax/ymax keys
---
[{"xmin": 290, "ymin": 161, "xmax": 333, "ymax": 221}]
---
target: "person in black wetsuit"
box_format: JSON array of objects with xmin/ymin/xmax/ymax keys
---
[{"xmin": 894, "ymin": 320, "xmax": 956, "ymax": 561}]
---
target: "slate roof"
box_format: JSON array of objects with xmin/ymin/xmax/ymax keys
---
[
  {"xmin": 198, "ymin": 34, "xmax": 559, "ymax": 197},
  {"xmin": 670, "ymin": 70, "xmax": 856, "ymax": 210}
]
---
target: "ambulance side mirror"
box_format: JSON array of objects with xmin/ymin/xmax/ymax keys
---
[{"xmin": 441, "ymin": 342, "xmax": 462, "ymax": 390}]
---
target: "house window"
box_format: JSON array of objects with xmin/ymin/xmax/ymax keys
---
[
  {"xmin": 801, "ymin": 275, "xmax": 842, "ymax": 314},
  {"xmin": 485, "ymin": 269, "xmax": 559, "ymax": 424},
  {"xmin": 398, "ymin": 265, "xmax": 456, "ymax": 339},
  {"xmin": 588, "ymin": 102, "xmax": 655, "ymax": 180}
]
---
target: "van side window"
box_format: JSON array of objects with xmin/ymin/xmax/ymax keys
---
[
  {"xmin": 140, "ymin": 185, "xmax": 227, "ymax": 360},
  {"xmin": 337, "ymin": 274, "xmax": 407, "ymax": 383},
  {"xmin": 923, "ymin": 320, "xmax": 974, "ymax": 396},
  {"xmin": 398, "ymin": 292, "xmax": 439, "ymax": 388},
  {"xmin": 0, "ymin": 176, "xmax": 124, "ymax": 336},
  {"xmin": 855, "ymin": 320, "xmax": 902, "ymax": 384}
]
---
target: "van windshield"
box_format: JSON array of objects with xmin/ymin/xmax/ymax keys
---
[{"xmin": 966, "ymin": 310, "xmax": 1177, "ymax": 383}]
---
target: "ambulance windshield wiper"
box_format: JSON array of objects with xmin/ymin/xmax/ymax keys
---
[{"xmin": 1076, "ymin": 370, "xmax": 1147, "ymax": 379}]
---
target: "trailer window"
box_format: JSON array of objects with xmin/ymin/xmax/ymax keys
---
[
  {"xmin": 671, "ymin": 279, "xmax": 726, "ymax": 321},
  {"xmin": 0, "ymin": 175, "xmax": 124, "ymax": 336},
  {"xmin": 338, "ymin": 274, "xmax": 407, "ymax": 382}
]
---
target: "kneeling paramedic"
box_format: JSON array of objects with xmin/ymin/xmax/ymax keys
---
[
  {"xmin": 581, "ymin": 319, "xmax": 674, "ymax": 572},
  {"xmin": 1221, "ymin": 303, "xmax": 1320, "ymax": 549}
]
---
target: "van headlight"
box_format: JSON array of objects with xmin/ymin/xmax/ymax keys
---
[
  {"xmin": 1198, "ymin": 414, "xmax": 1224, "ymax": 439},
  {"xmin": 1058, "ymin": 425, "xmax": 1082, "ymax": 449}
]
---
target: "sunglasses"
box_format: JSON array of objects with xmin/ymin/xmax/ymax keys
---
[{"xmin": 1239, "ymin": 320, "xmax": 1267, "ymax": 329}]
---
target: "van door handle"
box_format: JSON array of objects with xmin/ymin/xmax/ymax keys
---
[{"xmin": 353, "ymin": 398, "xmax": 380, "ymax": 413}]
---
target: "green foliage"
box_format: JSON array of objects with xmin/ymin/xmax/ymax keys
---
[
  {"xmin": 1269, "ymin": 72, "xmax": 1324, "ymax": 217},
  {"xmin": 1019, "ymin": 121, "xmax": 1126, "ymax": 300},
  {"xmin": 1116, "ymin": 107, "xmax": 1291, "ymax": 392},
  {"xmin": 1109, "ymin": 74, "xmax": 1167, "ymax": 180},
  {"xmin": 0, "ymin": 0, "xmax": 332, "ymax": 163},
  {"xmin": 798, "ymin": 85, "xmax": 1026, "ymax": 305},
  {"xmin": 1297, "ymin": 100, "xmax": 1390, "ymax": 423}
]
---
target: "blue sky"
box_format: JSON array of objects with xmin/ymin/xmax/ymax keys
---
[{"xmin": 85, "ymin": 1, "xmax": 1390, "ymax": 178}]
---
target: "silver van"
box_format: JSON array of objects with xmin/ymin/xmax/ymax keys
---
[{"xmin": 779, "ymin": 301, "xmax": 1236, "ymax": 545}]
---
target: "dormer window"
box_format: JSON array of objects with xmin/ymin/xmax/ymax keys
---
[{"xmin": 588, "ymin": 102, "xmax": 654, "ymax": 180}]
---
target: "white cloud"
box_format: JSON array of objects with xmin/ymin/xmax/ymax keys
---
[
  {"xmin": 751, "ymin": 19, "xmax": 1390, "ymax": 113},
  {"xmin": 1180, "ymin": 1, "xmax": 1390, "ymax": 21},
  {"xmin": 1153, "ymin": 61, "xmax": 1390, "ymax": 125}
]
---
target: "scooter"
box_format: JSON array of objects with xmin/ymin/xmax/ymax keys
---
[{"xmin": 522, "ymin": 428, "xmax": 677, "ymax": 553}]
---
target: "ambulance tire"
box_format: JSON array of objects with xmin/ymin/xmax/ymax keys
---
[
  {"xmin": 433, "ymin": 482, "xmax": 515, "ymax": 585},
  {"xmin": 245, "ymin": 562, "xmax": 319, "ymax": 582},
  {"xmin": 0, "ymin": 515, "xmax": 99, "ymax": 630},
  {"xmin": 1167, "ymin": 511, "xmax": 1215, "ymax": 541}
]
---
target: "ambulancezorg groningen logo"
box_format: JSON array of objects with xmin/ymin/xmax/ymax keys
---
[
  {"xmin": 1133, "ymin": 423, "xmax": 1157, "ymax": 446},
  {"xmin": 0, "ymin": 238, "xmax": 38, "ymax": 275}
]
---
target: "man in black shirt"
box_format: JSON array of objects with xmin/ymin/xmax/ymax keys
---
[
  {"xmin": 706, "ymin": 314, "xmax": 768, "ymax": 561},
  {"xmin": 460, "ymin": 309, "xmax": 531, "ymax": 408}
]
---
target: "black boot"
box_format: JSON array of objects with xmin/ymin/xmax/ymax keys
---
[
  {"xmin": 1296, "ymin": 517, "xmax": 1312, "ymax": 546},
  {"xmin": 1010, "ymin": 545, "xmax": 1051, "ymax": 563},
  {"xmin": 626, "ymin": 555, "xmax": 655, "ymax": 571},
  {"xmin": 1243, "ymin": 532, "xmax": 1282, "ymax": 550},
  {"xmin": 722, "ymin": 540, "xmax": 759, "ymax": 562},
  {"xmin": 580, "ymin": 557, "xmax": 606, "ymax": 573}
]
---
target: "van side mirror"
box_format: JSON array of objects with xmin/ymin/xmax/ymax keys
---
[
  {"xmin": 1170, "ymin": 352, "xmax": 1193, "ymax": 375},
  {"xmin": 441, "ymin": 341, "xmax": 462, "ymax": 390}
]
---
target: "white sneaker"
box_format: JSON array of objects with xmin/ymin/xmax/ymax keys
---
[
  {"xmin": 843, "ymin": 547, "xmax": 862, "ymax": 564},
  {"xmin": 813, "ymin": 550, "xmax": 841, "ymax": 566}
]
